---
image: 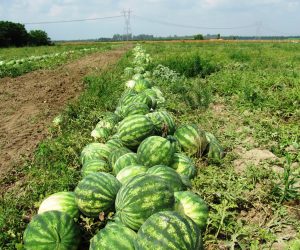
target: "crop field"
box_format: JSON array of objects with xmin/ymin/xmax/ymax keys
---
[{"xmin": 0, "ymin": 41, "xmax": 299, "ymax": 249}]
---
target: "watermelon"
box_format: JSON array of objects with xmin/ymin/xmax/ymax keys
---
[
  {"xmin": 122, "ymin": 102, "xmax": 150, "ymax": 118},
  {"xmin": 174, "ymin": 124, "xmax": 208, "ymax": 157},
  {"xmin": 80, "ymin": 143, "xmax": 111, "ymax": 164},
  {"xmin": 96, "ymin": 112, "xmax": 120, "ymax": 130},
  {"xmin": 113, "ymin": 153, "xmax": 139, "ymax": 175},
  {"xmin": 137, "ymin": 136, "xmax": 176, "ymax": 167},
  {"xmin": 205, "ymin": 132, "xmax": 225, "ymax": 161},
  {"xmin": 147, "ymin": 165, "xmax": 186, "ymax": 192},
  {"xmin": 118, "ymin": 90, "xmax": 137, "ymax": 107},
  {"xmin": 91, "ymin": 127, "xmax": 111, "ymax": 142},
  {"xmin": 151, "ymin": 86, "xmax": 165, "ymax": 106},
  {"xmin": 174, "ymin": 191, "xmax": 209, "ymax": 232},
  {"xmin": 108, "ymin": 147, "xmax": 132, "ymax": 169},
  {"xmin": 81, "ymin": 159, "xmax": 110, "ymax": 177},
  {"xmin": 90, "ymin": 222, "xmax": 136, "ymax": 250},
  {"xmin": 116, "ymin": 165, "xmax": 148, "ymax": 185},
  {"xmin": 23, "ymin": 211, "xmax": 80, "ymax": 250},
  {"xmin": 171, "ymin": 153, "xmax": 196, "ymax": 179},
  {"xmin": 117, "ymin": 115, "xmax": 154, "ymax": 149},
  {"xmin": 75, "ymin": 172, "xmax": 121, "ymax": 217},
  {"xmin": 146, "ymin": 111, "xmax": 176, "ymax": 135},
  {"xmin": 131, "ymin": 93, "xmax": 153, "ymax": 108},
  {"xmin": 115, "ymin": 174, "xmax": 175, "ymax": 230},
  {"xmin": 106, "ymin": 138, "xmax": 123, "ymax": 150},
  {"xmin": 132, "ymin": 73, "xmax": 143, "ymax": 81},
  {"xmin": 134, "ymin": 79, "xmax": 151, "ymax": 92},
  {"xmin": 38, "ymin": 192, "xmax": 79, "ymax": 219},
  {"xmin": 135, "ymin": 211, "xmax": 203, "ymax": 250},
  {"xmin": 142, "ymin": 89, "xmax": 157, "ymax": 109}
]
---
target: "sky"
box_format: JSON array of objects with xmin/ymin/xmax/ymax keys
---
[{"xmin": 0, "ymin": 0, "xmax": 299, "ymax": 40}]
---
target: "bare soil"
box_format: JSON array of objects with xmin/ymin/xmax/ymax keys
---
[{"xmin": 0, "ymin": 45, "xmax": 130, "ymax": 180}]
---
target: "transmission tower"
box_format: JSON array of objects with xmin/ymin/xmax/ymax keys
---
[{"xmin": 122, "ymin": 9, "xmax": 132, "ymax": 41}]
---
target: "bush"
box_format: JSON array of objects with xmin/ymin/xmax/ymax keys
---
[{"xmin": 28, "ymin": 30, "xmax": 52, "ymax": 46}]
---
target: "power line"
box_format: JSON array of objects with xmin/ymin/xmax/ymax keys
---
[
  {"xmin": 24, "ymin": 15, "xmax": 123, "ymax": 25},
  {"xmin": 133, "ymin": 14, "xmax": 256, "ymax": 30}
]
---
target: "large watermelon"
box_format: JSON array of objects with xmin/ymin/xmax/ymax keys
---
[
  {"xmin": 174, "ymin": 124, "xmax": 208, "ymax": 157},
  {"xmin": 147, "ymin": 165, "xmax": 186, "ymax": 192},
  {"xmin": 174, "ymin": 191, "xmax": 209, "ymax": 232},
  {"xmin": 80, "ymin": 143, "xmax": 111, "ymax": 164},
  {"xmin": 122, "ymin": 102, "xmax": 150, "ymax": 118},
  {"xmin": 81, "ymin": 159, "xmax": 110, "ymax": 177},
  {"xmin": 115, "ymin": 174, "xmax": 175, "ymax": 230},
  {"xmin": 113, "ymin": 153, "xmax": 139, "ymax": 175},
  {"xmin": 75, "ymin": 172, "xmax": 121, "ymax": 217},
  {"xmin": 171, "ymin": 153, "xmax": 196, "ymax": 179},
  {"xmin": 108, "ymin": 147, "xmax": 132, "ymax": 169},
  {"xmin": 137, "ymin": 136, "xmax": 176, "ymax": 167},
  {"xmin": 146, "ymin": 111, "xmax": 176, "ymax": 135},
  {"xmin": 23, "ymin": 211, "xmax": 80, "ymax": 250},
  {"xmin": 131, "ymin": 93, "xmax": 153, "ymax": 108},
  {"xmin": 90, "ymin": 222, "xmax": 136, "ymax": 250},
  {"xmin": 205, "ymin": 132, "xmax": 225, "ymax": 161},
  {"xmin": 135, "ymin": 211, "xmax": 203, "ymax": 250},
  {"xmin": 106, "ymin": 138, "xmax": 123, "ymax": 151},
  {"xmin": 38, "ymin": 192, "xmax": 79, "ymax": 219},
  {"xmin": 116, "ymin": 165, "xmax": 148, "ymax": 185},
  {"xmin": 117, "ymin": 115, "xmax": 154, "ymax": 149}
]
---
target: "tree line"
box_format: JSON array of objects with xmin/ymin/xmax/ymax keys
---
[{"xmin": 0, "ymin": 21, "xmax": 51, "ymax": 47}]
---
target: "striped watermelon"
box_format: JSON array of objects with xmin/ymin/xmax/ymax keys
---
[
  {"xmin": 135, "ymin": 211, "xmax": 203, "ymax": 250},
  {"xmin": 146, "ymin": 111, "xmax": 176, "ymax": 135},
  {"xmin": 80, "ymin": 143, "xmax": 111, "ymax": 164},
  {"xmin": 205, "ymin": 132, "xmax": 225, "ymax": 161},
  {"xmin": 96, "ymin": 112, "xmax": 120, "ymax": 130},
  {"xmin": 171, "ymin": 153, "xmax": 196, "ymax": 179},
  {"xmin": 147, "ymin": 165, "xmax": 186, "ymax": 192},
  {"xmin": 106, "ymin": 138, "xmax": 123, "ymax": 151},
  {"xmin": 151, "ymin": 86, "xmax": 165, "ymax": 106},
  {"xmin": 75, "ymin": 172, "xmax": 121, "ymax": 217},
  {"xmin": 117, "ymin": 115, "xmax": 154, "ymax": 149},
  {"xmin": 174, "ymin": 124, "xmax": 208, "ymax": 157},
  {"xmin": 141, "ymin": 89, "xmax": 157, "ymax": 109},
  {"xmin": 122, "ymin": 102, "xmax": 150, "ymax": 118},
  {"xmin": 38, "ymin": 192, "xmax": 79, "ymax": 219},
  {"xmin": 118, "ymin": 90, "xmax": 137, "ymax": 107},
  {"xmin": 116, "ymin": 165, "xmax": 148, "ymax": 185},
  {"xmin": 174, "ymin": 191, "xmax": 209, "ymax": 231},
  {"xmin": 115, "ymin": 174, "xmax": 175, "ymax": 230},
  {"xmin": 113, "ymin": 153, "xmax": 139, "ymax": 175},
  {"xmin": 137, "ymin": 136, "xmax": 176, "ymax": 167},
  {"xmin": 109, "ymin": 147, "xmax": 132, "ymax": 169},
  {"xmin": 91, "ymin": 127, "xmax": 111, "ymax": 142},
  {"xmin": 131, "ymin": 93, "xmax": 153, "ymax": 108},
  {"xmin": 23, "ymin": 211, "xmax": 80, "ymax": 250},
  {"xmin": 134, "ymin": 79, "xmax": 151, "ymax": 92},
  {"xmin": 81, "ymin": 159, "xmax": 110, "ymax": 177},
  {"xmin": 90, "ymin": 222, "xmax": 136, "ymax": 250}
]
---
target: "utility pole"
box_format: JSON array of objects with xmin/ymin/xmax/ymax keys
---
[{"xmin": 122, "ymin": 9, "xmax": 132, "ymax": 41}]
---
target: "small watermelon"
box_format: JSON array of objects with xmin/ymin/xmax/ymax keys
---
[
  {"xmin": 205, "ymin": 132, "xmax": 225, "ymax": 161},
  {"xmin": 81, "ymin": 159, "xmax": 110, "ymax": 177},
  {"xmin": 174, "ymin": 124, "xmax": 208, "ymax": 157},
  {"xmin": 137, "ymin": 136, "xmax": 176, "ymax": 167},
  {"xmin": 122, "ymin": 102, "xmax": 150, "ymax": 118},
  {"xmin": 146, "ymin": 111, "xmax": 176, "ymax": 135},
  {"xmin": 90, "ymin": 222, "xmax": 136, "ymax": 250},
  {"xmin": 91, "ymin": 127, "xmax": 111, "ymax": 142},
  {"xmin": 147, "ymin": 165, "xmax": 186, "ymax": 192},
  {"xmin": 38, "ymin": 192, "xmax": 79, "ymax": 219},
  {"xmin": 23, "ymin": 211, "xmax": 80, "ymax": 250},
  {"xmin": 135, "ymin": 211, "xmax": 203, "ymax": 250},
  {"xmin": 174, "ymin": 191, "xmax": 209, "ymax": 232},
  {"xmin": 96, "ymin": 112, "xmax": 120, "ymax": 130},
  {"xmin": 80, "ymin": 143, "xmax": 111, "ymax": 164},
  {"xmin": 115, "ymin": 174, "xmax": 175, "ymax": 230},
  {"xmin": 141, "ymin": 89, "xmax": 157, "ymax": 109},
  {"xmin": 116, "ymin": 165, "xmax": 148, "ymax": 185},
  {"xmin": 118, "ymin": 115, "xmax": 154, "ymax": 149},
  {"xmin": 75, "ymin": 172, "xmax": 121, "ymax": 217},
  {"xmin": 171, "ymin": 153, "xmax": 196, "ymax": 179},
  {"xmin": 131, "ymin": 93, "xmax": 153, "ymax": 108},
  {"xmin": 151, "ymin": 86, "xmax": 165, "ymax": 106},
  {"xmin": 134, "ymin": 79, "xmax": 151, "ymax": 92},
  {"xmin": 108, "ymin": 147, "xmax": 132, "ymax": 169},
  {"xmin": 113, "ymin": 153, "xmax": 139, "ymax": 175},
  {"xmin": 106, "ymin": 138, "xmax": 123, "ymax": 150}
]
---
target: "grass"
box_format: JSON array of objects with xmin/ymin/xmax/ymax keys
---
[
  {"xmin": 0, "ymin": 41, "xmax": 299, "ymax": 249},
  {"xmin": 0, "ymin": 42, "xmax": 122, "ymax": 78}
]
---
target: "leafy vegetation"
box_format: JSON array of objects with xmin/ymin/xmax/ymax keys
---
[{"xmin": 0, "ymin": 41, "xmax": 299, "ymax": 249}]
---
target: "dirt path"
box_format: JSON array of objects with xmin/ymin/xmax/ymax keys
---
[{"xmin": 0, "ymin": 45, "xmax": 131, "ymax": 179}]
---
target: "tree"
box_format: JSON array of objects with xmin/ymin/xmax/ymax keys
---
[
  {"xmin": 194, "ymin": 34, "xmax": 204, "ymax": 40},
  {"xmin": 28, "ymin": 30, "xmax": 51, "ymax": 46},
  {"xmin": 0, "ymin": 21, "xmax": 28, "ymax": 47}
]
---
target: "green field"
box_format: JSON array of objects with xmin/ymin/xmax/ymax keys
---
[
  {"xmin": 0, "ymin": 42, "xmax": 121, "ymax": 78},
  {"xmin": 0, "ymin": 41, "xmax": 299, "ymax": 249}
]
